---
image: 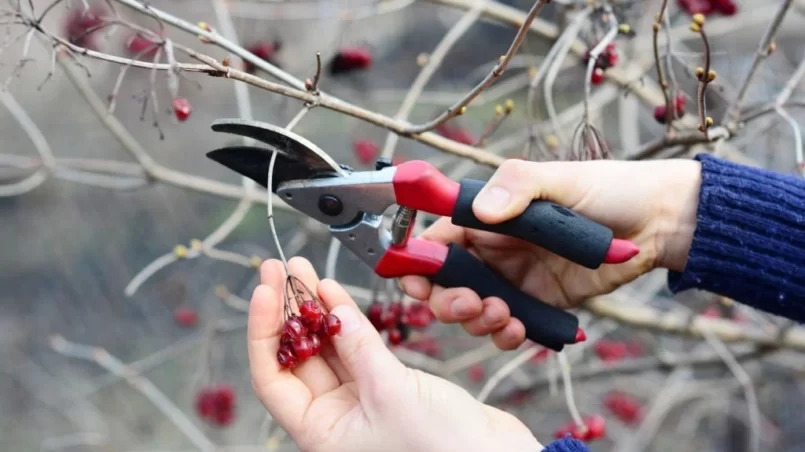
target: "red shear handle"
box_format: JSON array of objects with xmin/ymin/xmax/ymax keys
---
[
  {"xmin": 393, "ymin": 161, "xmax": 638, "ymax": 270},
  {"xmin": 376, "ymin": 239, "xmax": 580, "ymax": 351}
]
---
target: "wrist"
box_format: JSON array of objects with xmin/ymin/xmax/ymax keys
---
[{"xmin": 654, "ymin": 159, "xmax": 702, "ymax": 272}]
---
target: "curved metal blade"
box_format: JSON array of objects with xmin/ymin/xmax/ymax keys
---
[
  {"xmin": 206, "ymin": 145, "xmax": 340, "ymax": 192},
  {"xmin": 211, "ymin": 118, "xmax": 345, "ymax": 177}
]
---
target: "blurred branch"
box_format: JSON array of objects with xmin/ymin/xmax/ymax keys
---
[
  {"xmin": 404, "ymin": 0, "xmax": 551, "ymax": 134},
  {"xmin": 723, "ymin": 0, "xmax": 795, "ymax": 129},
  {"xmin": 0, "ymin": 90, "xmax": 54, "ymax": 196},
  {"xmin": 380, "ymin": 0, "xmax": 486, "ymax": 158},
  {"xmin": 49, "ymin": 335, "xmax": 216, "ymax": 452},
  {"xmin": 586, "ymin": 296, "xmax": 805, "ymax": 351}
]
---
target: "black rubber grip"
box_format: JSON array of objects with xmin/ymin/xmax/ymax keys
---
[
  {"xmin": 451, "ymin": 179, "xmax": 613, "ymax": 269},
  {"xmin": 431, "ymin": 244, "xmax": 578, "ymax": 351}
]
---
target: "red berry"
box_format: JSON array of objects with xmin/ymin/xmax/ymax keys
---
[
  {"xmin": 381, "ymin": 309, "xmax": 398, "ymax": 329},
  {"xmin": 327, "ymin": 47, "xmax": 372, "ymax": 75},
  {"xmin": 584, "ymin": 415, "xmax": 606, "ymax": 440},
  {"xmin": 605, "ymin": 43, "xmax": 616, "ymax": 53},
  {"xmin": 353, "ymin": 140, "xmax": 379, "ymax": 166},
  {"xmin": 125, "ymin": 31, "xmax": 160, "ymax": 58},
  {"xmin": 604, "ymin": 392, "xmax": 642, "ymax": 424},
  {"xmin": 323, "ymin": 314, "xmax": 341, "ymax": 337},
  {"xmin": 245, "ymin": 41, "xmax": 281, "ymax": 73},
  {"xmin": 280, "ymin": 332, "xmax": 294, "ymax": 346},
  {"xmin": 64, "ymin": 6, "xmax": 105, "ymax": 50},
  {"xmin": 195, "ymin": 389, "xmax": 217, "ymax": 419},
  {"xmin": 174, "ymin": 307, "xmax": 198, "ymax": 328},
  {"xmin": 594, "ymin": 340, "xmax": 628, "ymax": 362},
  {"xmin": 299, "ymin": 301, "xmax": 323, "ymax": 331},
  {"xmin": 277, "ymin": 344, "xmax": 298, "ymax": 368},
  {"xmin": 713, "ymin": 0, "xmax": 737, "ymax": 15},
  {"xmin": 215, "ymin": 385, "xmax": 235, "ymax": 406},
  {"xmin": 299, "ymin": 300, "xmax": 320, "ymax": 319},
  {"xmin": 283, "ymin": 316, "xmax": 307, "ymax": 341},
  {"xmin": 309, "ymin": 333, "xmax": 322, "ymax": 355},
  {"xmin": 468, "ymin": 364, "xmax": 485, "ymax": 382},
  {"xmin": 292, "ymin": 336, "xmax": 314, "ymax": 362},
  {"xmin": 367, "ymin": 302, "xmax": 384, "ymax": 330},
  {"xmin": 214, "ymin": 407, "xmax": 234, "ymax": 426},
  {"xmin": 607, "ymin": 49, "xmax": 618, "ymax": 67},
  {"xmin": 388, "ymin": 328, "xmax": 402, "ymax": 345},
  {"xmin": 679, "ymin": 0, "xmax": 714, "ymax": 15},
  {"xmin": 653, "ymin": 105, "xmax": 668, "ymax": 124},
  {"xmin": 172, "ymin": 98, "xmax": 192, "ymax": 122},
  {"xmin": 590, "ymin": 68, "xmax": 604, "ymax": 85},
  {"xmin": 574, "ymin": 329, "xmax": 587, "ymax": 343},
  {"xmin": 674, "ymin": 93, "xmax": 686, "ymax": 116},
  {"xmin": 389, "ymin": 302, "xmax": 403, "ymax": 317}
]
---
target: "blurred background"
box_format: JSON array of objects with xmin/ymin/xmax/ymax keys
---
[{"xmin": 2, "ymin": 0, "xmax": 805, "ymax": 450}]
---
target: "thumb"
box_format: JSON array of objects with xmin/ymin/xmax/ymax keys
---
[
  {"xmin": 472, "ymin": 159, "xmax": 582, "ymax": 224},
  {"xmin": 320, "ymin": 281, "xmax": 407, "ymax": 394}
]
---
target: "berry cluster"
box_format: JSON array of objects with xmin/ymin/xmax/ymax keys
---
[
  {"xmin": 554, "ymin": 415, "xmax": 606, "ymax": 441},
  {"xmin": 585, "ymin": 43, "xmax": 619, "ymax": 86},
  {"xmin": 277, "ymin": 300, "xmax": 341, "ymax": 369},
  {"xmin": 353, "ymin": 139, "xmax": 379, "ymax": 166},
  {"xmin": 593, "ymin": 340, "xmax": 643, "ymax": 362},
  {"xmin": 196, "ymin": 384, "xmax": 236, "ymax": 427},
  {"xmin": 328, "ymin": 47, "xmax": 373, "ymax": 76},
  {"xmin": 436, "ymin": 123, "xmax": 475, "ymax": 145},
  {"xmin": 678, "ymin": 0, "xmax": 738, "ymax": 16},
  {"xmin": 244, "ymin": 41, "xmax": 282, "ymax": 73},
  {"xmin": 64, "ymin": 6, "xmax": 105, "ymax": 50},
  {"xmin": 366, "ymin": 301, "xmax": 435, "ymax": 346},
  {"xmin": 603, "ymin": 391, "xmax": 642, "ymax": 424},
  {"xmin": 653, "ymin": 93, "xmax": 686, "ymax": 124}
]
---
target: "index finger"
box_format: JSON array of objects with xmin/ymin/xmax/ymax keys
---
[
  {"xmin": 248, "ymin": 259, "xmax": 312, "ymax": 437},
  {"xmin": 399, "ymin": 217, "xmax": 469, "ymax": 300}
]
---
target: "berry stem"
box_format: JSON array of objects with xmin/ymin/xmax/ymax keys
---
[
  {"xmin": 652, "ymin": 0, "xmax": 673, "ymax": 134},
  {"xmin": 558, "ymin": 351, "xmax": 585, "ymax": 430},
  {"xmin": 582, "ymin": 6, "xmax": 617, "ymax": 127},
  {"xmin": 266, "ymin": 107, "xmax": 311, "ymax": 276}
]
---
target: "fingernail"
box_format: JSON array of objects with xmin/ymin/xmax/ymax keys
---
[
  {"xmin": 396, "ymin": 278, "xmax": 406, "ymax": 294},
  {"xmin": 474, "ymin": 186, "xmax": 510, "ymax": 216},
  {"xmin": 451, "ymin": 298, "xmax": 475, "ymax": 317},
  {"xmin": 330, "ymin": 305, "xmax": 361, "ymax": 335}
]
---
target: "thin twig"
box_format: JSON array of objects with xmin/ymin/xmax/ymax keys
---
[
  {"xmin": 722, "ymin": 0, "xmax": 794, "ymax": 128},
  {"xmin": 476, "ymin": 343, "xmax": 540, "ymax": 402},
  {"xmin": 404, "ymin": 0, "xmax": 550, "ymax": 134},
  {"xmin": 652, "ymin": 0, "xmax": 673, "ymax": 132},
  {"xmin": 380, "ymin": 0, "xmax": 485, "ymax": 158},
  {"xmin": 49, "ymin": 335, "xmax": 216, "ymax": 452}
]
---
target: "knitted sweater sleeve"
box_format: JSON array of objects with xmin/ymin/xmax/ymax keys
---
[
  {"xmin": 541, "ymin": 436, "xmax": 589, "ymax": 452},
  {"xmin": 668, "ymin": 153, "xmax": 805, "ymax": 320}
]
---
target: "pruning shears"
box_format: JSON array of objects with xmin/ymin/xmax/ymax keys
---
[{"xmin": 206, "ymin": 118, "xmax": 639, "ymax": 351}]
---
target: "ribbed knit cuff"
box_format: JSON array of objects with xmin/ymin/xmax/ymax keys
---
[
  {"xmin": 541, "ymin": 437, "xmax": 589, "ymax": 452},
  {"xmin": 668, "ymin": 153, "xmax": 805, "ymax": 320}
]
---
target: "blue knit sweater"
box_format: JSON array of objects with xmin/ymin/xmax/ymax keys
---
[{"xmin": 542, "ymin": 154, "xmax": 805, "ymax": 452}]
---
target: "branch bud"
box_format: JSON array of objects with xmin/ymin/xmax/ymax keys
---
[
  {"xmin": 694, "ymin": 66, "xmax": 704, "ymax": 80},
  {"xmin": 768, "ymin": 42, "xmax": 777, "ymax": 55},
  {"xmin": 545, "ymin": 134, "xmax": 559, "ymax": 149},
  {"xmin": 705, "ymin": 116, "xmax": 714, "ymax": 127},
  {"xmin": 190, "ymin": 239, "xmax": 203, "ymax": 250},
  {"xmin": 495, "ymin": 105, "xmax": 504, "ymax": 116},
  {"xmin": 692, "ymin": 13, "xmax": 705, "ymax": 27},
  {"xmin": 304, "ymin": 78, "xmax": 314, "ymax": 91},
  {"xmin": 250, "ymin": 256, "xmax": 263, "ymax": 268},
  {"xmin": 458, "ymin": 106, "xmax": 467, "ymax": 115},
  {"xmin": 416, "ymin": 53, "xmax": 429, "ymax": 67},
  {"xmin": 504, "ymin": 98, "xmax": 514, "ymax": 113},
  {"xmin": 215, "ymin": 285, "xmax": 230, "ymax": 299},
  {"xmin": 689, "ymin": 23, "xmax": 701, "ymax": 33},
  {"xmin": 197, "ymin": 22, "xmax": 213, "ymax": 43},
  {"xmin": 174, "ymin": 245, "xmax": 189, "ymax": 258},
  {"xmin": 618, "ymin": 24, "xmax": 631, "ymax": 34},
  {"xmin": 707, "ymin": 70, "xmax": 717, "ymax": 82}
]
